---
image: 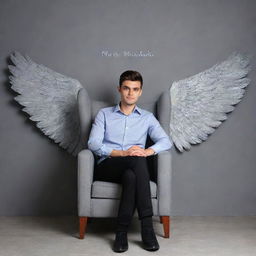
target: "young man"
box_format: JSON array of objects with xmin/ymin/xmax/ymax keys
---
[{"xmin": 87, "ymin": 70, "xmax": 173, "ymax": 252}]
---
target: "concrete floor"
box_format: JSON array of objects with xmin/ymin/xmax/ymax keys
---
[{"xmin": 0, "ymin": 216, "xmax": 255, "ymax": 256}]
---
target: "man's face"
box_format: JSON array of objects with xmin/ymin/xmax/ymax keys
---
[{"xmin": 118, "ymin": 80, "xmax": 142, "ymax": 106}]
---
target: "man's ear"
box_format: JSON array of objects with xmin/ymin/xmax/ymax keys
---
[{"xmin": 117, "ymin": 85, "xmax": 121, "ymax": 92}]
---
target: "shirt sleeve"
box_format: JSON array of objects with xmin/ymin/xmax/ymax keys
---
[
  {"xmin": 147, "ymin": 113, "xmax": 173, "ymax": 154},
  {"xmin": 87, "ymin": 109, "xmax": 113, "ymax": 156}
]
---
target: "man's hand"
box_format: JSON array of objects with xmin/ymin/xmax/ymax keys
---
[{"xmin": 124, "ymin": 146, "xmax": 155, "ymax": 157}]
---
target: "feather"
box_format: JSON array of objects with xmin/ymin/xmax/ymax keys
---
[
  {"xmin": 169, "ymin": 52, "xmax": 251, "ymax": 152},
  {"xmin": 8, "ymin": 51, "xmax": 84, "ymax": 156}
]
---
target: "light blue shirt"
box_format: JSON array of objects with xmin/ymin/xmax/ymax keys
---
[{"xmin": 87, "ymin": 102, "xmax": 173, "ymax": 165}]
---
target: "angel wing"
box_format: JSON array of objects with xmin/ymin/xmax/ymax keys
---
[
  {"xmin": 169, "ymin": 52, "xmax": 251, "ymax": 152},
  {"xmin": 8, "ymin": 51, "xmax": 83, "ymax": 156}
]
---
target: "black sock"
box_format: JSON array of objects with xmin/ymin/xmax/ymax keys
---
[{"xmin": 141, "ymin": 216, "xmax": 153, "ymax": 229}]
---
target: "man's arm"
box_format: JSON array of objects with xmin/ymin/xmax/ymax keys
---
[
  {"xmin": 87, "ymin": 110, "xmax": 114, "ymax": 156},
  {"xmin": 147, "ymin": 113, "xmax": 173, "ymax": 154},
  {"xmin": 88, "ymin": 109, "xmax": 151, "ymax": 158}
]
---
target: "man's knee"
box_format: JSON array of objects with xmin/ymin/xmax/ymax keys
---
[{"xmin": 122, "ymin": 169, "xmax": 136, "ymax": 184}]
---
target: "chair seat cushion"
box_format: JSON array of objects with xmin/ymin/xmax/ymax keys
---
[{"xmin": 91, "ymin": 180, "xmax": 157, "ymax": 199}]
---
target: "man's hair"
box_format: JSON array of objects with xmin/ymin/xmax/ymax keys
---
[{"xmin": 119, "ymin": 70, "xmax": 143, "ymax": 88}]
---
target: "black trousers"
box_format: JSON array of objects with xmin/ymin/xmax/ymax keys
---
[{"xmin": 93, "ymin": 156, "xmax": 155, "ymax": 226}]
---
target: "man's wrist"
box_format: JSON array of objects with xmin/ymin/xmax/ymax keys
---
[
  {"xmin": 110, "ymin": 149, "xmax": 127, "ymax": 157},
  {"xmin": 145, "ymin": 148, "xmax": 155, "ymax": 156}
]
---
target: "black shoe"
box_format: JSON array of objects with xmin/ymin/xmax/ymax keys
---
[
  {"xmin": 141, "ymin": 227, "xmax": 160, "ymax": 251},
  {"xmin": 113, "ymin": 231, "xmax": 128, "ymax": 253}
]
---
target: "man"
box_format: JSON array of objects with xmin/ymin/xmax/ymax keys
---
[{"xmin": 87, "ymin": 70, "xmax": 173, "ymax": 252}]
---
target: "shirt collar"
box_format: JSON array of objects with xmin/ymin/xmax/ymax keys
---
[{"xmin": 114, "ymin": 102, "xmax": 141, "ymax": 115}]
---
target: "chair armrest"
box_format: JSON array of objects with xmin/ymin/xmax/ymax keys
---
[
  {"xmin": 77, "ymin": 149, "xmax": 95, "ymax": 216},
  {"xmin": 157, "ymin": 150, "xmax": 172, "ymax": 216}
]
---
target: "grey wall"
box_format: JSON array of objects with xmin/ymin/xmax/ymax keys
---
[{"xmin": 0, "ymin": 0, "xmax": 255, "ymax": 216}]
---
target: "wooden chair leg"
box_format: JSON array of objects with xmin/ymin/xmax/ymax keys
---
[
  {"xmin": 79, "ymin": 217, "xmax": 88, "ymax": 239},
  {"xmin": 161, "ymin": 216, "xmax": 170, "ymax": 238}
]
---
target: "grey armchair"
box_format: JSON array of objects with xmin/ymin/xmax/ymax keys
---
[{"xmin": 77, "ymin": 88, "xmax": 172, "ymax": 239}]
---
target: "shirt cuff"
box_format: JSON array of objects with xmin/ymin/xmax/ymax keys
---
[
  {"xmin": 148, "ymin": 146, "xmax": 158, "ymax": 155},
  {"xmin": 100, "ymin": 144, "xmax": 113, "ymax": 156}
]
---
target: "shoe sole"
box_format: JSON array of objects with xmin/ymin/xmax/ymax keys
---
[
  {"xmin": 143, "ymin": 246, "xmax": 159, "ymax": 251},
  {"xmin": 113, "ymin": 247, "xmax": 128, "ymax": 253}
]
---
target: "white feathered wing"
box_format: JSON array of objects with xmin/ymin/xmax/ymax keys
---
[
  {"xmin": 169, "ymin": 52, "xmax": 251, "ymax": 152},
  {"xmin": 8, "ymin": 51, "xmax": 83, "ymax": 156}
]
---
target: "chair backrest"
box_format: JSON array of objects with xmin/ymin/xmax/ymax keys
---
[{"xmin": 77, "ymin": 87, "xmax": 171, "ymax": 151}]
